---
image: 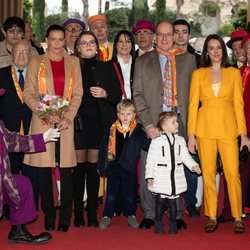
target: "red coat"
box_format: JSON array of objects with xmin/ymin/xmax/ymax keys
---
[{"xmin": 240, "ymin": 65, "xmax": 250, "ymax": 133}]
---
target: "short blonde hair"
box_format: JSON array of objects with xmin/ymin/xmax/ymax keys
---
[
  {"xmin": 158, "ymin": 111, "xmax": 177, "ymax": 130},
  {"xmin": 116, "ymin": 99, "xmax": 136, "ymax": 113}
]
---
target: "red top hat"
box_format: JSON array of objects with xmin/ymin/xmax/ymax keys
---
[
  {"xmin": 132, "ymin": 20, "xmax": 155, "ymax": 35},
  {"xmin": 226, "ymin": 29, "xmax": 247, "ymax": 49},
  {"xmin": 241, "ymin": 33, "xmax": 250, "ymax": 47},
  {"xmin": 0, "ymin": 88, "xmax": 5, "ymax": 96}
]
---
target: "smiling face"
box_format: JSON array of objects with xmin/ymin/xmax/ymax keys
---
[
  {"xmin": 77, "ymin": 34, "xmax": 97, "ymax": 58},
  {"xmin": 207, "ymin": 39, "xmax": 223, "ymax": 65},
  {"xmin": 116, "ymin": 34, "xmax": 132, "ymax": 57},
  {"xmin": 45, "ymin": 30, "xmax": 65, "ymax": 56},
  {"xmin": 232, "ymin": 40, "xmax": 246, "ymax": 63},
  {"xmin": 155, "ymin": 22, "xmax": 174, "ymax": 52},
  {"xmin": 135, "ymin": 28, "xmax": 154, "ymax": 52}
]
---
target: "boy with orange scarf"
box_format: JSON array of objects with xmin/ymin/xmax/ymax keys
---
[{"xmin": 98, "ymin": 99, "xmax": 150, "ymax": 229}]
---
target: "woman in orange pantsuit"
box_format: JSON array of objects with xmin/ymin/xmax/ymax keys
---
[{"xmin": 188, "ymin": 34, "xmax": 250, "ymax": 234}]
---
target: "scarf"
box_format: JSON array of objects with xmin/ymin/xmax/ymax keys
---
[
  {"xmin": 108, "ymin": 117, "xmax": 137, "ymax": 161},
  {"xmin": 99, "ymin": 43, "xmax": 110, "ymax": 62},
  {"xmin": 156, "ymin": 47, "xmax": 185, "ymax": 107}
]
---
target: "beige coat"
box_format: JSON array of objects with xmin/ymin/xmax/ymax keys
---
[{"xmin": 23, "ymin": 52, "xmax": 83, "ymax": 168}]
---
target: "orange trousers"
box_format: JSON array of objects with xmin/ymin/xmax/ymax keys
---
[{"xmin": 197, "ymin": 137, "xmax": 242, "ymax": 219}]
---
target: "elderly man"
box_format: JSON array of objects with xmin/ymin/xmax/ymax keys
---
[
  {"xmin": 132, "ymin": 19, "xmax": 155, "ymax": 57},
  {"xmin": 0, "ymin": 16, "xmax": 37, "ymax": 69},
  {"xmin": 133, "ymin": 21, "xmax": 197, "ymax": 231},
  {"xmin": 87, "ymin": 14, "xmax": 113, "ymax": 61},
  {"xmin": 0, "ymin": 40, "xmax": 39, "ymax": 210},
  {"xmin": 62, "ymin": 18, "xmax": 86, "ymax": 55}
]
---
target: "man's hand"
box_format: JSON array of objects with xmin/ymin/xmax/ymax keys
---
[{"xmin": 146, "ymin": 125, "xmax": 160, "ymax": 139}]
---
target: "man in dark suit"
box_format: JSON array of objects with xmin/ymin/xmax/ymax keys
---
[
  {"xmin": 0, "ymin": 39, "xmax": 39, "ymax": 209},
  {"xmin": 133, "ymin": 21, "xmax": 197, "ymax": 230}
]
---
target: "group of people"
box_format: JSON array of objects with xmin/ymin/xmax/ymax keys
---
[{"xmin": 0, "ymin": 12, "xmax": 250, "ymax": 245}]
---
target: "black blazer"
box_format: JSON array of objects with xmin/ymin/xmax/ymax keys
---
[{"xmin": 0, "ymin": 66, "xmax": 32, "ymax": 134}]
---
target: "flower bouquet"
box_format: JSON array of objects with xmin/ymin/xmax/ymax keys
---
[{"xmin": 36, "ymin": 94, "xmax": 70, "ymax": 123}]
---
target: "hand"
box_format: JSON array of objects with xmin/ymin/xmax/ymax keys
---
[
  {"xmin": 57, "ymin": 117, "xmax": 72, "ymax": 131},
  {"xmin": 147, "ymin": 178, "xmax": 154, "ymax": 187},
  {"xmin": 188, "ymin": 134, "xmax": 198, "ymax": 154},
  {"xmin": 43, "ymin": 128, "xmax": 60, "ymax": 143},
  {"xmin": 192, "ymin": 165, "xmax": 201, "ymax": 175},
  {"xmin": 240, "ymin": 134, "xmax": 250, "ymax": 151},
  {"xmin": 146, "ymin": 125, "xmax": 160, "ymax": 139},
  {"xmin": 44, "ymin": 115, "xmax": 61, "ymax": 125},
  {"xmin": 90, "ymin": 86, "xmax": 107, "ymax": 98}
]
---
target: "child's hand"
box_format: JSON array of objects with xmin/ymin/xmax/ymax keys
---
[
  {"xmin": 147, "ymin": 178, "xmax": 154, "ymax": 187},
  {"xmin": 192, "ymin": 165, "xmax": 201, "ymax": 175}
]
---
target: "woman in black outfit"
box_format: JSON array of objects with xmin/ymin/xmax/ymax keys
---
[{"xmin": 73, "ymin": 31, "xmax": 122, "ymax": 227}]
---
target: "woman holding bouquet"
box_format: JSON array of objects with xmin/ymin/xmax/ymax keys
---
[
  {"xmin": 23, "ymin": 24, "xmax": 83, "ymax": 232},
  {"xmin": 72, "ymin": 31, "xmax": 122, "ymax": 227}
]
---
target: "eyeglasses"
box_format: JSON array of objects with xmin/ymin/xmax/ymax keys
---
[
  {"xmin": 78, "ymin": 40, "xmax": 96, "ymax": 48},
  {"xmin": 136, "ymin": 31, "xmax": 153, "ymax": 37},
  {"xmin": 65, "ymin": 26, "xmax": 83, "ymax": 32},
  {"xmin": 156, "ymin": 32, "xmax": 174, "ymax": 38},
  {"xmin": 8, "ymin": 28, "xmax": 23, "ymax": 34},
  {"xmin": 13, "ymin": 50, "xmax": 29, "ymax": 56}
]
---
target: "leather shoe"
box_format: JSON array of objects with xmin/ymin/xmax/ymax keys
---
[
  {"xmin": 176, "ymin": 219, "xmax": 187, "ymax": 230},
  {"xmin": 88, "ymin": 216, "xmax": 98, "ymax": 227},
  {"xmin": 217, "ymin": 215, "xmax": 232, "ymax": 224},
  {"xmin": 57, "ymin": 224, "xmax": 69, "ymax": 232},
  {"xmin": 74, "ymin": 217, "xmax": 85, "ymax": 228},
  {"xmin": 234, "ymin": 220, "xmax": 245, "ymax": 234},
  {"xmin": 139, "ymin": 218, "xmax": 155, "ymax": 229},
  {"xmin": 8, "ymin": 224, "xmax": 52, "ymax": 244},
  {"xmin": 45, "ymin": 224, "xmax": 55, "ymax": 231},
  {"xmin": 204, "ymin": 219, "xmax": 218, "ymax": 233},
  {"xmin": 186, "ymin": 204, "xmax": 200, "ymax": 217}
]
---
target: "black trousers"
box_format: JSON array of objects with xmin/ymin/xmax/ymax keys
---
[{"xmin": 39, "ymin": 167, "xmax": 73, "ymax": 225}]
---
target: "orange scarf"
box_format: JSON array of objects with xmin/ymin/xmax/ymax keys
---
[
  {"xmin": 156, "ymin": 47, "xmax": 185, "ymax": 107},
  {"xmin": 38, "ymin": 56, "xmax": 75, "ymax": 101},
  {"xmin": 108, "ymin": 117, "xmax": 137, "ymax": 161},
  {"xmin": 99, "ymin": 44, "xmax": 109, "ymax": 62}
]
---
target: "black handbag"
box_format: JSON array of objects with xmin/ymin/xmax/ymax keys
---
[
  {"xmin": 239, "ymin": 145, "xmax": 249, "ymax": 162},
  {"xmin": 74, "ymin": 114, "xmax": 83, "ymax": 132}
]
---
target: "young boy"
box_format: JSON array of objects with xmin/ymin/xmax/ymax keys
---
[
  {"xmin": 146, "ymin": 111, "xmax": 201, "ymax": 234},
  {"xmin": 98, "ymin": 99, "xmax": 150, "ymax": 229}
]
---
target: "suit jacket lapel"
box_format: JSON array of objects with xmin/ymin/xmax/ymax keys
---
[{"xmin": 150, "ymin": 51, "xmax": 163, "ymax": 87}]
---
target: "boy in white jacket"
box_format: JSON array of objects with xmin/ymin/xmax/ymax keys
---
[{"xmin": 145, "ymin": 112, "xmax": 201, "ymax": 234}]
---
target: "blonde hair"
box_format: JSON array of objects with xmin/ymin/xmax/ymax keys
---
[
  {"xmin": 116, "ymin": 99, "xmax": 136, "ymax": 113},
  {"xmin": 158, "ymin": 111, "xmax": 177, "ymax": 130}
]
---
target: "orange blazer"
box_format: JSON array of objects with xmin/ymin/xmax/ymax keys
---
[{"xmin": 188, "ymin": 67, "xmax": 247, "ymax": 139}]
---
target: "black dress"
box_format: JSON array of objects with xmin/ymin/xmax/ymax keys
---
[{"xmin": 74, "ymin": 57, "xmax": 122, "ymax": 150}]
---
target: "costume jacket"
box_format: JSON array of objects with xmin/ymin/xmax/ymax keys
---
[
  {"xmin": 0, "ymin": 120, "xmax": 45, "ymax": 216},
  {"xmin": 98, "ymin": 123, "xmax": 150, "ymax": 175},
  {"xmin": 145, "ymin": 133, "xmax": 197, "ymax": 196}
]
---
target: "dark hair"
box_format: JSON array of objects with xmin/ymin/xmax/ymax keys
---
[
  {"xmin": 74, "ymin": 31, "xmax": 99, "ymax": 64},
  {"xmin": 173, "ymin": 19, "xmax": 190, "ymax": 34},
  {"xmin": 45, "ymin": 24, "xmax": 65, "ymax": 38},
  {"xmin": 201, "ymin": 34, "xmax": 230, "ymax": 68},
  {"xmin": 3, "ymin": 16, "xmax": 25, "ymax": 32},
  {"xmin": 158, "ymin": 111, "xmax": 177, "ymax": 131},
  {"xmin": 112, "ymin": 30, "xmax": 136, "ymax": 62}
]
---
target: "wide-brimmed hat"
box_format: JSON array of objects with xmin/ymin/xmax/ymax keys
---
[
  {"xmin": 132, "ymin": 20, "xmax": 155, "ymax": 35},
  {"xmin": 226, "ymin": 29, "xmax": 247, "ymax": 49},
  {"xmin": 87, "ymin": 14, "xmax": 106, "ymax": 27},
  {"xmin": 0, "ymin": 88, "xmax": 5, "ymax": 96},
  {"xmin": 241, "ymin": 33, "xmax": 250, "ymax": 47},
  {"xmin": 62, "ymin": 19, "xmax": 86, "ymax": 30}
]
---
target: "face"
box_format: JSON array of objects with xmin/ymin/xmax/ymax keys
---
[
  {"xmin": 161, "ymin": 116, "xmax": 179, "ymax": 134},
  {"xmin": 174, "ymin": 24, "xmax": 190, "ymax": 48},
  {"xmin": 155, "ymin": 22, "xmax": 174, "ymax": 52},
  {"xmin": 25, "ymin": 22, "xmax": 33, "ymax": 41},
  {"xmin": 89, "ymin": 20, "xmax": 108, "ymax": 44},
  {"xmin": 45, "ymin": 30, "xmax": 65, "ymax": 55},
  {"xmin": 244, "ymin": 40, "xmax": 250, "ymax": 63},
  {"xmin": 12, "ymin": 42, "xmax": 30, "ymax": 69},
  {"xmin": 6, "ymin": 26, "xmax": 24, "ymax": 46},
  {"xmin": 117, "ymin": 107, "xmax": 136, "ymax": 127},
  {"xmin": 207, "ymin": 39, "xmax": 223, "ymax": 65},
  {"xmin": 65, "ymin": 23, "xmax": 83, "ymax": 48},
  {"xmin": 78, "ymin": 34, "xmax": 97, "ymax": 58},
  {"xmin": 116, "ymin": 34, "xmax": 132, "ymax": 57},
  {"xmin": 135, "ymin": 28, "xmax": 154, "ymax": 51},
  {"xmin": 232, "ymin": 40, "xmax": 246, "ymax": 63}
]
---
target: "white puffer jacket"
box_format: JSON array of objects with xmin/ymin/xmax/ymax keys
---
[{"xmin": 145, "ymin": 133, "xmax": 198, "ymax": 196}]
